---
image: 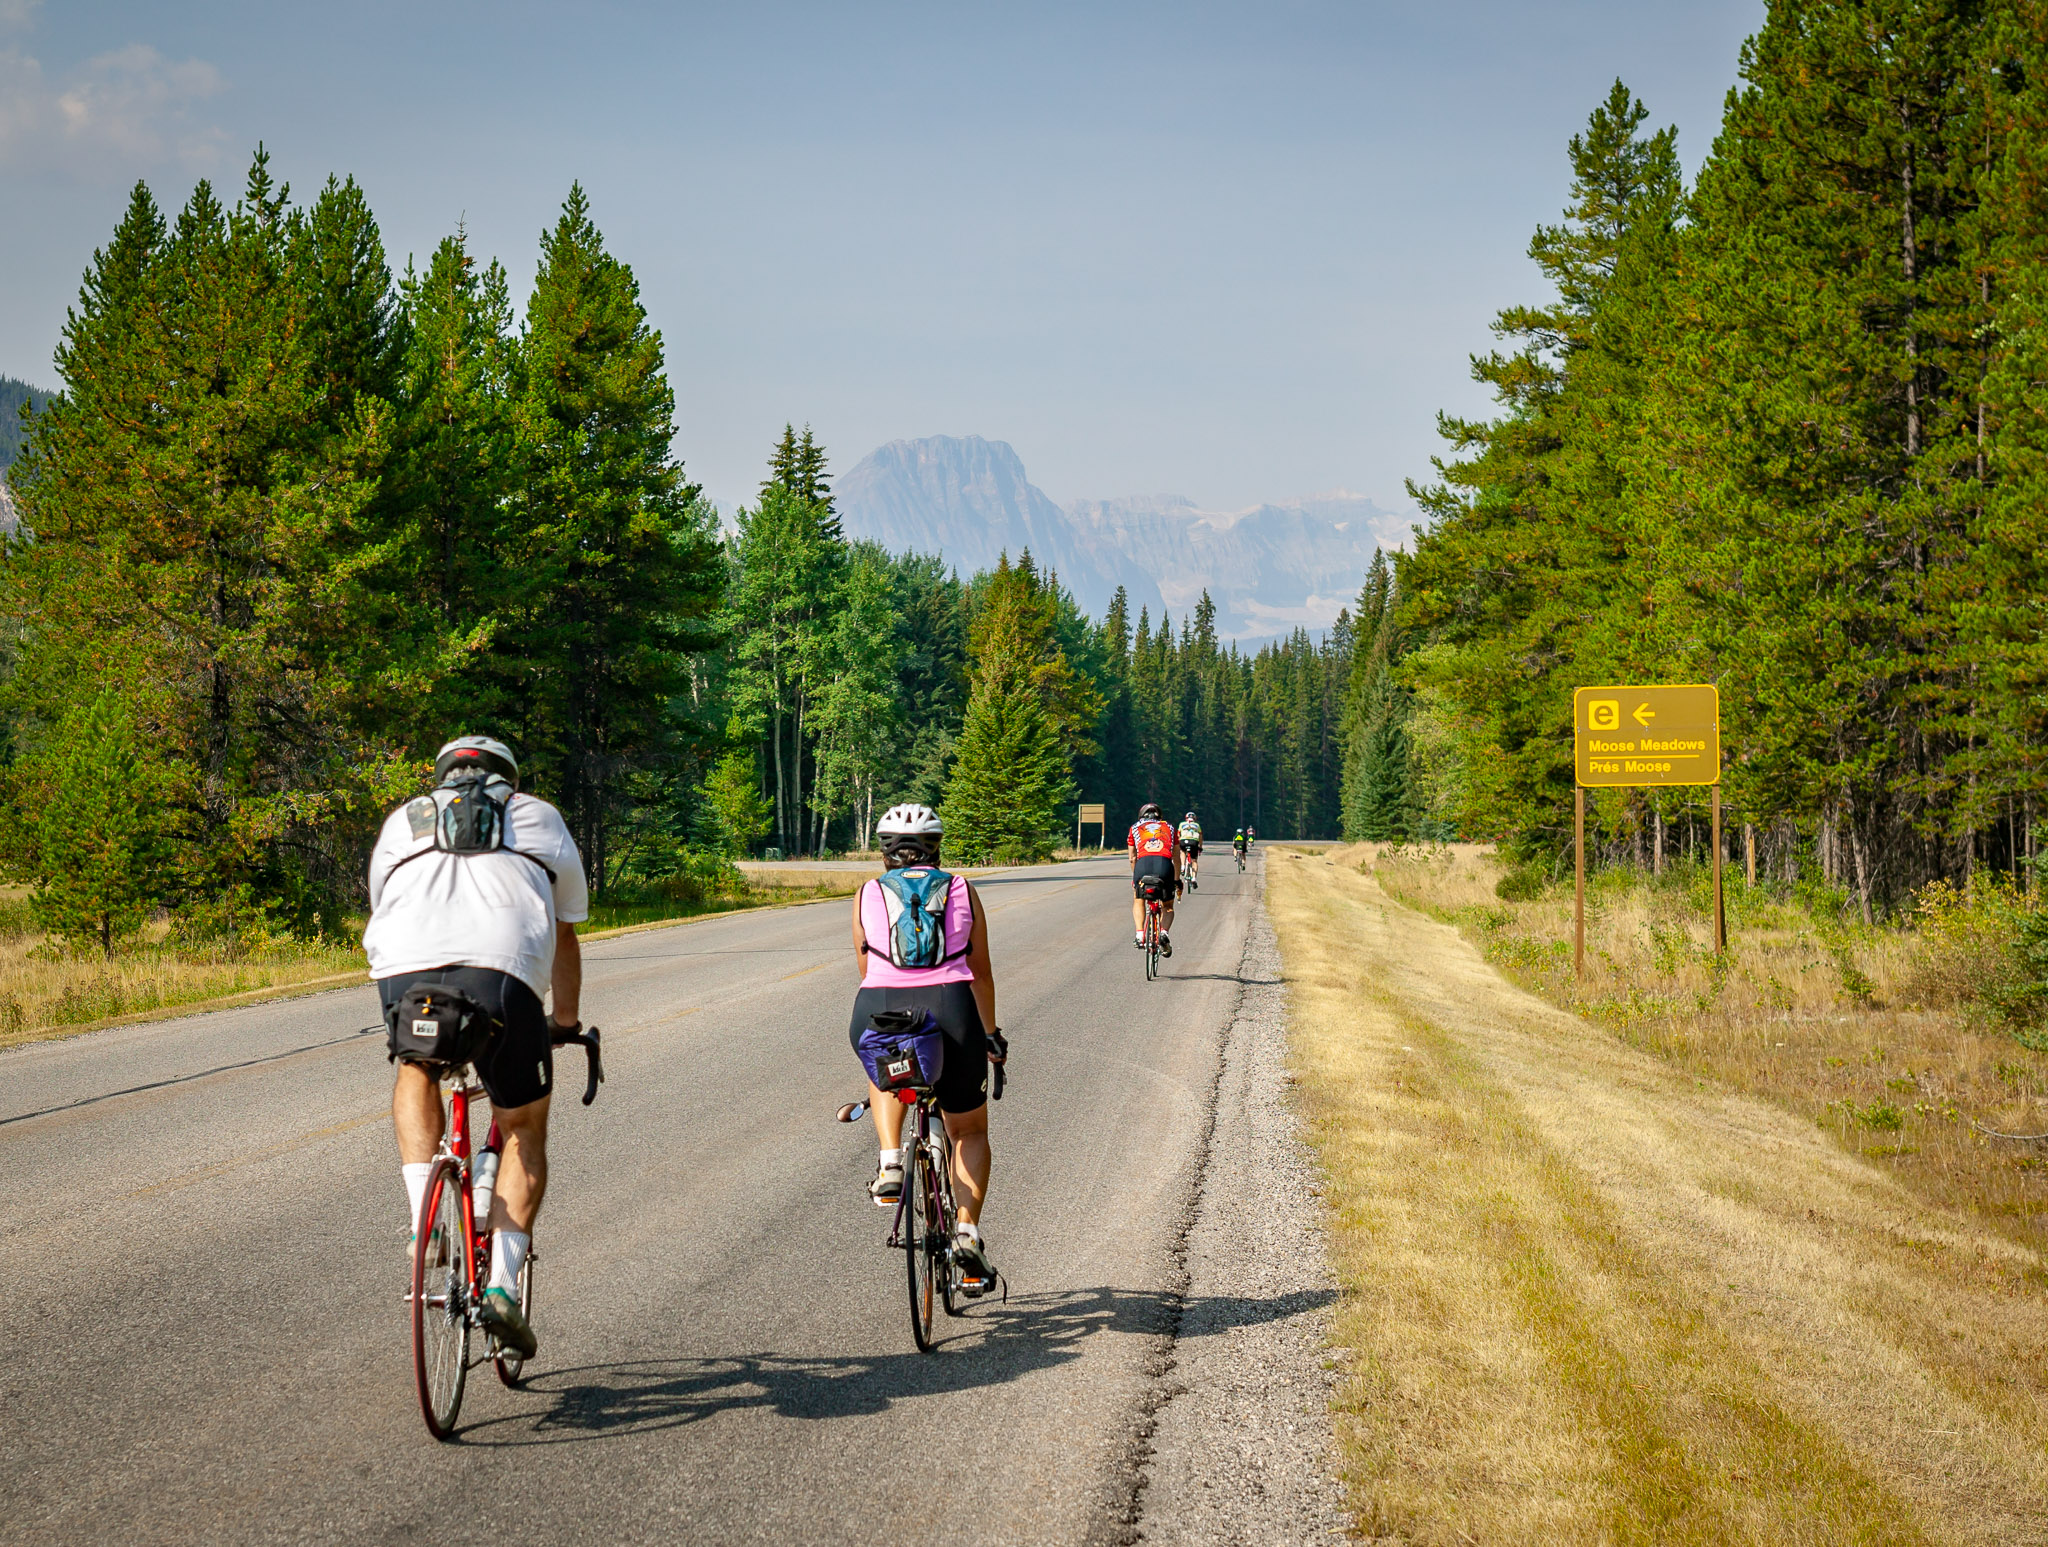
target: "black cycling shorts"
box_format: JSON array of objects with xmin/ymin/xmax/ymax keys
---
[
  {"xmin": 1180, "ymin": 840, "xmax": 1202, "ymax": 858},
  {"xmin": 849, "ymin": 980, "xmax": 989, "ymax": 1114},
  {"xmin": 378, "ymin": 965, "xmax": 554, "ymax": 1110},
  {"xmin": 1133, "ymin": 855, "xmax": 1176, "ymax": 897}
]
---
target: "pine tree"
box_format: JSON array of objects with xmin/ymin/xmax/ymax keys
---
[
  {"xmin": 500, "ymin": 184, "xmax": 724, "ymax": 889},
  {"xmin": 942, "ymin": 677, "xmax": 1073, "ymax": 865},
  {"xmin": 11, "ymin": 693, "xmax": 182, "ymax": 956},
  {"xmin": 944, "ymin": 564, "xmax": 1077, "ymax": 861},
  {"xmin": 386, "ymin": 228, "xmax": 517, "ymax": 721},
  {"xmin": 762, "ymin": 423, "xmax": 838, "ymax": 536},
  {"xmin": 699, "ymin": 744, "xmax": 773, "ymax": 857},
  {"xmin": 1670, "ymin": 0, "xmax": 1995, "ymax": 915},
  {"xmin": 1400, "ymin": 80, "xmax": 1685, "ymax": 855},
  {"xmin": 6, "ymin": 152, "xmax": 403, "ymax": 932}
]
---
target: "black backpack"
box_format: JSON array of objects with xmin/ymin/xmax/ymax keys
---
[{"xmin": 384, "ymin": 772, "xmax": 557, "ymax": 883}]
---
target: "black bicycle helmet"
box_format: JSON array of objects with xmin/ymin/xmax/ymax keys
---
[{"xmin": 1138, "ymin": 802, "xmax": 1162, "ymax": 820}]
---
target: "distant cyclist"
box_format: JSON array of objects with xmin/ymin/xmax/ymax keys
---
[
  {"xmin": 1177, "ymin": 811, "xmax": 1203, "ymax": 889},
  {"xmin": 365, "ymin": 736, "xmax": 589, "ymax": 1362},
  {"xmin": 1233, "ymin": 827, "xmax": 1249, "ymax": 864},
  {"xmin": 850, "ymin": 804, "xmax": 1002, "ymax": 1292},
  {"xmin": 1128, "ymin": 802, "xmax": 1181, "ymax": 956}
]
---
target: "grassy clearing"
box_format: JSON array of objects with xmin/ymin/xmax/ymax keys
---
[
  {"xmin": 1366, "ymin": 844, "xmax": 2048, "ymax": 1254},
  {"xmin": 0, "ymin": 871, "xmax": 861, "ymax": 1050},
  {"xmin": 1269, "ymin": 845, "xmax": 2048, "ymax": 1544}
]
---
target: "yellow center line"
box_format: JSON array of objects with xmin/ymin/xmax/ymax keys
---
[{"xmin": 127, "ymin": 1108, "xmax": 389, "ymax": 1199}]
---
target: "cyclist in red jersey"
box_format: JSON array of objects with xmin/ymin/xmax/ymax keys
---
[{"xmin": 1127, "ymin": 801, "xmax": 1182, "ymax": 957}]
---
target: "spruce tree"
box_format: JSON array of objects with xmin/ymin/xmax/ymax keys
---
[
  {"xmin": 944, "ymin": 563, "xmax": 1078, "ymax": 861},
  {"xmin": 501, "ymin": 184, "xmax": 724, "ymax": 888},
  {"xmin": 6, "ymin": 152, "xmax": 403, "ymax": 931},
  {"xmin": 11, "ymin": 693, "xmax": 182, "ymax": 956}
]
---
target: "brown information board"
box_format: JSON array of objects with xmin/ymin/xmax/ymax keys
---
[
  {"xmin": 1573, "ymin": 684, "xmax": 1719, "ymax": 788},
  {"xmin": 1078, "ymin": 803, "xmax": 1105, "ymax": 825}
]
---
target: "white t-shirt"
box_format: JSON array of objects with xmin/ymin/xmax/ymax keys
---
[{"xmin": 363, "ymin": 792, "xmax": 590, "ymax": 998}]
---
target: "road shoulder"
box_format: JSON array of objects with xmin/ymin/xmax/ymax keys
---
[{"xmin": 1127, "ymin": 865, "xmax": 1351, "ymax": 1545}]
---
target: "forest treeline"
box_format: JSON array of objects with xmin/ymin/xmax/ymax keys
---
[
  {"xmin": 1349, "ymin": 0, "xmax": 2048, "ymax": 922},
  {"xmin": 0, "ymin": 154, "xmax": 1367, "ymax": 951}
]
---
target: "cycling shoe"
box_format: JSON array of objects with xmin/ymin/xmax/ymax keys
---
[
  {"xmin": 870, "ymin": 1160, "xmax": 903, "ymax": 1205},
  {"xmin": 478, "ymin": 1286, "xmax": 537, "ymax": 1359},
  {"xmin": 953, "ymin": 1231, "xmax": 996, "ymax": 1296}
]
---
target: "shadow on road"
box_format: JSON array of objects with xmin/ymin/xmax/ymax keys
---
[{"xmin": 455, "ymin": 1284, "xmax": 1333, "ymax": 1445}]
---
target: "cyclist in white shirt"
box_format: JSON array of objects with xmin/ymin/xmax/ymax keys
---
[
  {"xmin": 1177, "ymin": 812, "xmax": 1204, "ymax": 889},
  {"xmin": 365, "ymin": 736, "xmax": 589, "ymax": 1360}
]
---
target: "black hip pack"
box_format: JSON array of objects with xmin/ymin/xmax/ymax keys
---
[{"xmin": 385, "ymin": 982, "xmax": 497, "ymax": 1069}]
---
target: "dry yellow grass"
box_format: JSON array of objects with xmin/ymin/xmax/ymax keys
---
[
  {"xmin": 1368, "ymin": 844, "xmax": 2048, "ymax": 1253},
  {"xmin": 0, "ymin": 930, "xmax": 364, "ymax": 1050},
  {"xmin": 1270, "ymin": 844, "xmax": 2048, "ymax": 1545}
]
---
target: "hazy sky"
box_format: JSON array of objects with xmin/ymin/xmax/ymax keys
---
[{"xmin": 0, "ymin": 0, "xmax": 1764, "ymax": 515}]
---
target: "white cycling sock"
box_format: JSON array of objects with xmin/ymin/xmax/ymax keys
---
[
  {"xmin": 402, "ymin": 1163, "xmax": 432, "ymax": 1232},
  {"xmin": 878, "ymin": 1148, "xmax": 902, "ymax": 1169},
  {"xmin": 956, "ymin": 1220, "xmax": 980, "ymax": 1241},
  {"xmin": 490, "ymin": 1229, "xmax": 530, "ymax": 1294}
]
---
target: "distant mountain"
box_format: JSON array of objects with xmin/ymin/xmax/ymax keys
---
[
  {"xmin": 835, "ymin": 435, "xmax": 1412, "ymax": 641},
  {"xmin": 0, "ymin": 376, "xmax": 50, "ymax": 470},
  {"xmin": 0, "ymin": 376, "xmax": 50, "ymax": 534},
  {"xmin": 834, "ymin": 436, "xmax": 1164, "ymax": 615}
]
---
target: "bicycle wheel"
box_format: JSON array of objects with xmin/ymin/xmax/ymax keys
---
[
  {"xmin": 934, "ymin": 1129, "xmax": 964, "ymax": 1318},
  {"xmin": 492, "ymin": 1246, "xmax": 534, "ymax": 1387},
  {"xmin": 904, "ymin": 1113, "xmax": 940, "ymax": 1351},
  {"xmin": 1145, "ymin": 907, "xmax": 1160, "ymax": 981},
  {"xmin": 412, "ymin": 1157, "xmax": 473, "ymax": 1439}
]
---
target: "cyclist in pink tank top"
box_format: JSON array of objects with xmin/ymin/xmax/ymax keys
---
[{"xmin": 848, "ymin": 803, "xmax": 1001, "ymax": 1290}]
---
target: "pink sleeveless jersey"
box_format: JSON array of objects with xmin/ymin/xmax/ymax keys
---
[{"xmin": 857, "ymin": 872, "xmax": 975, "ymax": 988}]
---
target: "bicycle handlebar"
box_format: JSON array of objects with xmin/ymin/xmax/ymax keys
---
[
  {"xmin": 987, "ymin": 1026, "xmax": 1008, "ymax": 1102},
  {"xmin": 550, "ymin": 1023, "xmax": 605, "ymax": 1106}
]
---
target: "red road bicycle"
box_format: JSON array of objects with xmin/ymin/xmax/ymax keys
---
[
  {"xmin": 1138, "ymin": 874, "xmax": 1171, "ymax": 981},
  {"xmin": 411, "ymin": 1026, "xmax": 603, "ymax": 1439}
]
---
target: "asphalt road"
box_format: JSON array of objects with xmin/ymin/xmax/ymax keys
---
[{"xmin": 0, "ymin": 852, "xmax": 1265, "ymax": 1546}]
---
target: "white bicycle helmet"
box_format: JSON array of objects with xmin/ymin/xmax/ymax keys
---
[
  {"xmin": 875, "ymin": 803, "xmax": 943, "ymax": 837},
  {"xmin": 435, "ymin": 735, "xmax": 519, "ymax": 787}
]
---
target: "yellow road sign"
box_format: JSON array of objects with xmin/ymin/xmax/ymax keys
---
[{"xmin": 1574, "ymin": 684, "xmax": 1719, "ymax": 787}]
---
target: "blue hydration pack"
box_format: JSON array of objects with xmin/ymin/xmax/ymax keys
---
[
  {"xmin": 856, "ymin": 1008, "xmax": 945, "ymax": 1095},
  {"xmin": 868, "ymin": 867, "xmax": 966, "ymax": 970}
]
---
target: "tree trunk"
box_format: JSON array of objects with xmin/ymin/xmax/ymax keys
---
[
  {"xmin": 1745, "ymin": 823, "xmax": 1756, "ymax": 888},
  {"xmin": 772, "ymin": 711, "xmax": 788, "ymax": 852},
  {"xmin": 1654, "ymin": 811, "xmax": 1664, "ymax": 876},
  {"xmin": 1850, "ymin": 819, "xmax": 1875, "ymax": 927}
]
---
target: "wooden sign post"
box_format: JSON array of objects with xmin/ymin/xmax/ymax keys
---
[
  {"xmin": 1077, "ymin": 803, "xmax": 1106, "ymax": 853},
  {"xmin": 1571, "ymin": 685, "xmax": 1724, "ymax": 974}
]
